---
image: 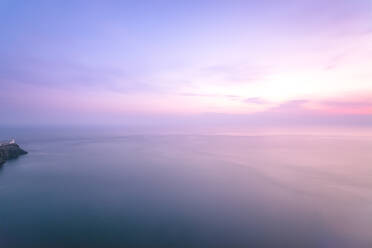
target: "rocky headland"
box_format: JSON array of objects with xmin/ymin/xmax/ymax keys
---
[{"xmin": 0, "ymin": 143, "xmax": 28, "ymax": 165}]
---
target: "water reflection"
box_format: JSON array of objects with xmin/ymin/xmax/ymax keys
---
[{"xmin": 0, "ymin": 131, "xmax": 371, "ymax": 247}]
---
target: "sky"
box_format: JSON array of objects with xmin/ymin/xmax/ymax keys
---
[{"xmin": 1, "ymin": 0, "xmax": 372, "ymax": 127}]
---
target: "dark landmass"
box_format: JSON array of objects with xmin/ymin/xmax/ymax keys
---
[{"xmin": 0, "ymin": 143, "xmax": 28, "ymax": 165}]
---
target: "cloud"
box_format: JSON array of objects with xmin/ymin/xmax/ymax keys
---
[
  {"xmin": 279, "ymin": 0, "xmax": 372, "ymax": 36},
  {"xmin": 321, "ymin": 101, "xmax": 372, "ymax": 108},
  {"xmin": 268, "ymin": 100, "xmax": 310, "ymax": 113},
  {"xmin": 198, "ymin": 63, "xmax": 270, "ymax": 84},
  {"xmin": 0, "ymin": 55, "xmax": 162, "ymax": 94},
  {"xmin": 315, "ymin": 99, "xmax": 372, "ymax": 115},
  {"xmin": 195, "ymin": 98, "xmax": 372, "ymax": 127},
  {"xmin": 264, "ymin": 98, "xmax": 372, "ymax": 116},
  {"xmin": 244, "ymin": 98, "xmax": 269, "ymax": 105},
  {"xmin": 178, "ymin": 93, "xmax": 241, "ymax": 99},
  {"xmin": 323, "ymin": 53, "xmax": 349, "ymax": 71}
]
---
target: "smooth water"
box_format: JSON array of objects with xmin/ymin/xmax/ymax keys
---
[{"xmin": 0, "ymin": 128, "xmax": 371, "ymax": 247}]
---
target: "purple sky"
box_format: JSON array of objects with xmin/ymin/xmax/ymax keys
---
[{"xmin": 1, "ymin": 0, "xmax": 372, "ymax": 127}]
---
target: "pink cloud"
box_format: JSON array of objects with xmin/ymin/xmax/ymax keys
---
[
  {"xmin": 266, "ymin": 98, "xmax": 372, "ymax": 116},
  {"xmin": 315, "ymin": 100, "xmax": 372, "ymax": 115}
]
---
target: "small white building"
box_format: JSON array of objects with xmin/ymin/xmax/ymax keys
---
[{"xmin": 0, "ymin": 139, "xmax": 16, "ymax": 146}]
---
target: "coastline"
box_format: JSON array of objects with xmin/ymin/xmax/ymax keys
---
[{"xmin": 0, "ymin": 143, "xmax": 27, "ymax": 165}]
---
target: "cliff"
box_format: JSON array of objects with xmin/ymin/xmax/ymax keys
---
[{"xmin": 0, "ymin": 143, "xmax": 28, "ymax": 165}]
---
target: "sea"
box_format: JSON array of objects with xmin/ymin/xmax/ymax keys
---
[{"xmin": 0, "ymin": 127, "xmax": 371, "ymax": 247}]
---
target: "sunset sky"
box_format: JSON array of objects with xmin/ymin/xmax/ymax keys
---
[{"xmin": 1, "ymin": 0, "xmax": 372, "ymax": 126}]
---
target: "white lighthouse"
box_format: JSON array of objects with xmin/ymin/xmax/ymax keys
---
[{"xmin": 9, "ymin": 138, "xmax": 15, "ymax": 144}]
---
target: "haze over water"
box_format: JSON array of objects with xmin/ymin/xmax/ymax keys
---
[
  {"xmin": 1, "ymin": 1, "xmax": 372, "ymax": 247},
  {"xmin": 0, "ymin": 127, "xmax": 371, "ymax": 247}
]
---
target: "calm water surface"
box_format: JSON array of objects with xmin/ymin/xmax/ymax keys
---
[{"xmin": 0, "ymin": 128, "xmax": 371, "ymax": 247}]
